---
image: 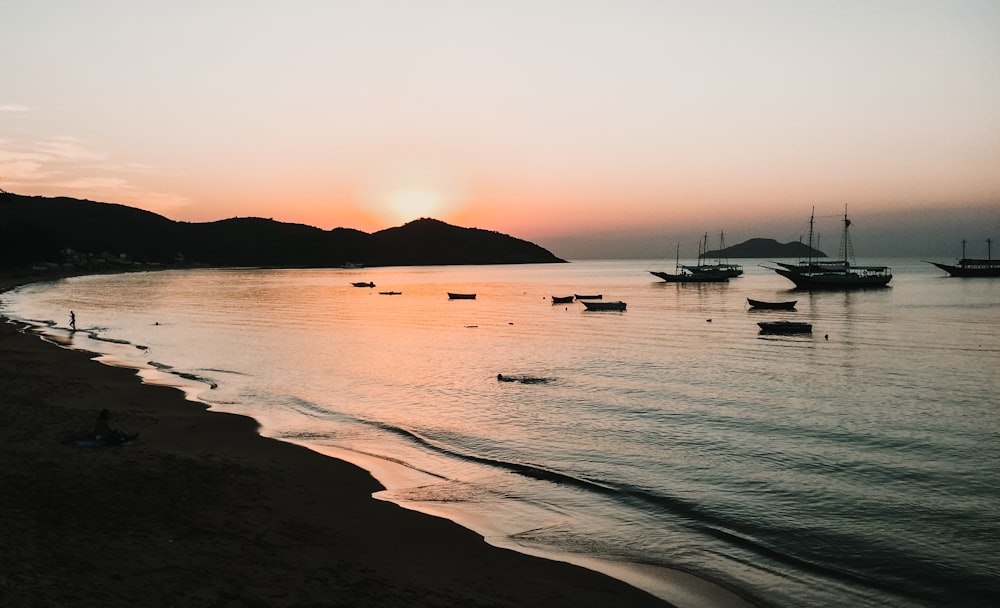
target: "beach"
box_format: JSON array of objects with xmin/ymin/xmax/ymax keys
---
[{"xmin": 0, "ymin": 275, "xmax": 670, "ymax": 608}]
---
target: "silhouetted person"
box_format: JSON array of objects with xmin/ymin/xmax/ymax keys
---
[{"xmin": 69, "ymin": 310, "xmax": 76, "ymax": 331}]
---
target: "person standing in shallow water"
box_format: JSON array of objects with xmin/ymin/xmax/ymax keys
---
[{"xmin": 69, "ymin": 310, "xmax": 76, "ymax": 331}]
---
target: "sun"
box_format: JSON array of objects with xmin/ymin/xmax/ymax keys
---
[
  {"xmin": 385, "ymin": 187, "xmax": 448, "ymax": 222},
  {"xmin": 361, "ymin": 167, "xmax": 465, "ymax": 226}
]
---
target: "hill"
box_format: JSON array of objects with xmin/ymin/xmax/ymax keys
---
[
  {"xmin": 704, "ymin": 237, "xmax": 825, "ymax": 259},
  {"xmin": 0, "ymin": 193, "xmax": 565, "ymax": 270}
]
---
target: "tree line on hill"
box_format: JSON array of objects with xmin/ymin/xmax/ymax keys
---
[{"xmin": 0, "ymin": 193, "xmax": 566, "ymax": 271}]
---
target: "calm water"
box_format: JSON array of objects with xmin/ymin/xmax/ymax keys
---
[{"xmin": 3, "ymin": 260, "xmax": 998, "ymax": 607}]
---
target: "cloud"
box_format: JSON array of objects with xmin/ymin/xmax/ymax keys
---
[
  {"xmin": 0, "ymin": 159, "xmax": 49, "ymax": 182},
  {"xmin": 34, "ymin": 136, "xmax": 107, "ymax": 162},
  {"xmin": 0, "ymin": 104, "xmax": 29, "ymax": 112},
  {"xmin": 0, "ymin": 135, "xmax": 189, "ymax": 216}
]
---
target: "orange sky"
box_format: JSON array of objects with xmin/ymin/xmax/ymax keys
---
[{"xmin": 2, "ymin": 1, "xmax": 998, "ymax": 257}]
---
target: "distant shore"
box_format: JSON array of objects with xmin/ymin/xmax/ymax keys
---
[{"xmin": 0, "ymin": 271, "xmax": 677, "ymax": 607}]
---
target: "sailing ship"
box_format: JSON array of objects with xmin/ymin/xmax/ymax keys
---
[
  {"xmin": 925, "ymin": 239, "xmax": 1000, "ymax": 277},
  {"xmin": 769, "ymin": 207, "xmax": 892, "ymax": 289},
  {"xmin": 682, "ymin": 231, "xmax": 744, "ymax": 277},
  {"xmin": 649, "ymin": 244, "xmax": 730, "ymax": 283}
]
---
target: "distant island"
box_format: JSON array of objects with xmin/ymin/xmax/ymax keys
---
[
  {"xmin": 704, "ymin": 237, "xmax": 825, "ymax": 259},
  {"xmin": 0, "ymin": 192, "xmax": 565, "ymax": 272}
]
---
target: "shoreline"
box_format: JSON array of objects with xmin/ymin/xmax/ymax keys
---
[{"xmin": 1, "ymin": 272, "xmax": 752, "ymax": 607}]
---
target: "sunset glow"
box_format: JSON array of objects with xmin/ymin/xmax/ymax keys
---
[{"xmin": 2, "ymin": 1, "xmax": 998, "ymax": 256}]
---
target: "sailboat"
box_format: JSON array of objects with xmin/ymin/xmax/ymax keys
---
[
  {"xmin": 924, "ymin": 239, "xmax": 1000, "ymax": 277},
  {"xmin": 649, "ymin": 243, "xmax": 730, "ymax": 283},
  {"xmin": 682, "ymin": 231, "xmax": 744, "ymax": 277},
  {"xmin": 769, "ymin": 207, "xmax": 892, "ymax": 289}
]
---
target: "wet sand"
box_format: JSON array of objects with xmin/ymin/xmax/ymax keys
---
[{"xmin": 0, "ymin": 274, "xmax": 672, "ymax": 607}]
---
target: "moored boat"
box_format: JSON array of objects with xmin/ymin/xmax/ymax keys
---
[
  {"xmin": 682, "ymin": 231, "xmax": 744, "ymax": 277},
  {"xmin": 582, "ymin": 300, "xmax": 626, "ymax": 311},
  {"xmin": 767, "ymin": 207, "xmax": 891, "ymax": 289},
  {"xmin": 758, "ymin": 320, "xmax": 812, "ymax": 334},
  {"xmin": 447, "ymin": 292, "xmax": 477, "ymax": 300},
  {"xmin": 552, "ymin": 295, "xmax": 575, "ymax": 304},
  {"xmin": 650, "ymin": 243, "xmax": 731, "ymax": 283},
  {"xmin": 379, "ymin": 291, "xmax": 402, "ymax": 295},
  {"xmin": 650, "ymin": 270, "xmax": 729, "ymax": 283},
  {"xmin": 924, "ymin": 239, "xmax": 999, "ymax": 277},
  {"xmin": 352, "ymin": 281, "xmax": 375, "ymax": 288},
  {"xmin": 574, "ymin": 294, "xmax": 602, "ymax": 300},
  {"xmin": 747, "ymin": 298, "xmax": 797, "ymax": 310}
]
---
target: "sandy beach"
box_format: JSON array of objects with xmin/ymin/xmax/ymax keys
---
[{"xmin": 0, "ymin": 274, "xmax": 672, "ymax": 607}]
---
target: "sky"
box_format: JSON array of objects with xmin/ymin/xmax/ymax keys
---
[{"xmin": 2, "ymin": 0, "xmax": 999, "ymax": 258}]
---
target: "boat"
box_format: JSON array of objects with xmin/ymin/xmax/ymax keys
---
[
  {"xmin": 768, "ymin": 207, "xmax": 892, "ymax": 289},
  {"xmin": 447, "ymin": 292, "xmax": 477, "ymax": 300},
  {"xmin": 582, "ymin": 300, "xmax": 626, "ymax": 311},
  {"xmin": 551, "ymin": 295, "xmax": 575, "ymax": 304},
  {"xmin": 757, "ymin": 320, "xmax": 812, "ymax": 334},
  {"xmin": 351, "ymin": 281, "xmax": 375, "ymax": 288},
  {"xmin": 747, "ymin": 298, "xmax": 797, "ymax": 310},
  {"xmin": 379, "ymin": 291, "xmax": 402, "ymax": 295},
  {"xmin": 574, "ymin": 294, "xmax": 602, "ymax": 300},
  {"xmin": 650, "ymin": 244, "xmax": 730, "ymax": 283},
  {"xmin": 681, "ymin": 231, "xmax": 744, "ymax": 277},
  {"xmin": 924, "ymin": 239, "xmax": 1000, "ymax": 277},
  {"xmin": 649, "ymin": 270, "xmax": 729, "ymax": 283}
]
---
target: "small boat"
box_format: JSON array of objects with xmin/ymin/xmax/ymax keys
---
[
  {"xmin": 448, "ymin": 292, "xmax": 477, "ymax": 300},
  {"xmin": 574, "ymin": 294, "xmax": 602, "ymax": 300},
  {"xmin": 582, "ymin": 300, "xmax": 626, "ymax": 311},
  {"xmin": 379, "ymin": 291, "xmax": 402, "ymax": 295},
  {"xmin": 767, "ymin": 207, "xmax": 891, "ymax": 289},
  {"xmin": 352, "ymin": 281, "xmax": 375, "ymax": 288},
  {"xmin": 924, "ymin": 239, "xmax": 1000, "ymax": 277},
  {"xmin": 758, "ymin": 320, "xmax": 812, "ymax": 334},
  {"xmin": 551, "ymin": 295, "xmax": 575, "ymax": 304},
  {"xmin": 747, "ymin": 298, "xmax": 797, "ymax": 310}
]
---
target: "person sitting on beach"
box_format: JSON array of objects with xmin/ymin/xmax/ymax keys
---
[{"xmin": 94, "ymin": 409, "xmax": 135, "ymax": 446}]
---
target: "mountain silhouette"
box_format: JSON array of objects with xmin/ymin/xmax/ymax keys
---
[
  {"xmin": 704, "ymin": 237, "xmax": 825, "ymax": 259},
  {"xmin": 0, "ymin": 193, "xmax": 565, "ymax": 269}
]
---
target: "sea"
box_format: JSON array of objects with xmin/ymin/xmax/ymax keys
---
[{"xmin": 2, "ymin": 259, "xmax": 998, "ymax": 608}]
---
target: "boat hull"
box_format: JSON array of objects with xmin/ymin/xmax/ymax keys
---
[
  {"xmin": 758, "ymin": 321, "xmax": 812, "ymax": 334},
  {"xmin": 649, "ymin": 271, "xmax": 729, "ymax": 283},
  {"xmin": 774, "ymin": 268, "xmax": 891, "ymax": 289},
  {"xmin": 552, "ymin": 296, "xmax": 575, "ymax": 304},
  {"xmin": 926, "ymin": 261, "xmax": 1000, "ymax": 278},
  {"xmin": 582, "ymin": 301, "xmax": 626, "ymax": 311},
  {"xmin": 447, "ymin": 293, "xmax": 477, "ymax": 300},
  {"xmin": 747, "ymin": 298, "xmax": 797, "ymax": 310}
]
